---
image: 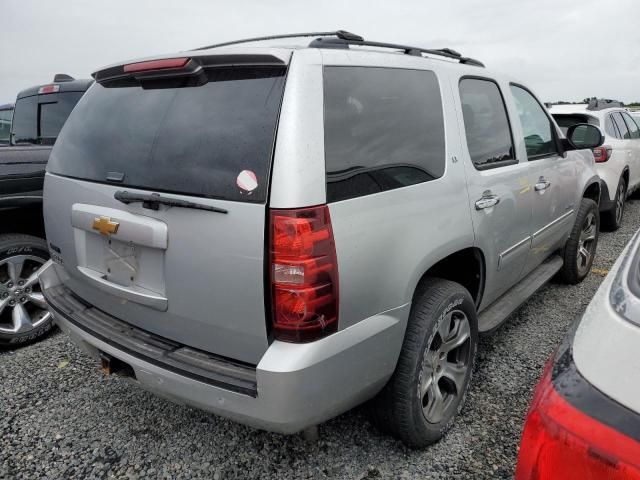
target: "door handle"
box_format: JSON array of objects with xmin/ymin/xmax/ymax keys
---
[
  {"xmin": 535, "ymin": 178, "xmax": 551, "ymax": 192},
  {"xmin": 475, "ymin": 191, "xmax": 500, "ymax": 210}
]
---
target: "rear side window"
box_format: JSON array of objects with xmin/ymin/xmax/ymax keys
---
[
  {"xmin": 622, "ymin": 112, "xmax": 640, "ymax": 139},
  {"xmin": 459, "ymin": 78, "xmax": 515, "ymax": 169},
  {"xmin": 323, "ymin": 67, "xmax": 445, "ymax": 203},
  {"xmin": 48, "ymin": 67, "xmax": 286, "ymax": 203},
  {"xmin": 612, "ymin": 112, "xmax": 630, "ymax": 139},
  {"xmin": 12, "ymin": 92, "xmax": 83, "ymax": 145},
  {"xmin": 0, "ymin": 109, "xmax": 11, "ymax": 143},
  {"xmin": 510, "ymin": 85, "xmax": 557, "ymax": 159}
]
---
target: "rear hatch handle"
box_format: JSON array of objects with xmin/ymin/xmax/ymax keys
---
[{"xmin": 114, "ymin": 191, "xmax": 228, "ymax": 214}]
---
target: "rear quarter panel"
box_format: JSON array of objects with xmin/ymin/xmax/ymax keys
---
[{"xmin": 316, "ymin": 56, "xmax": 475, "ymax": 330}]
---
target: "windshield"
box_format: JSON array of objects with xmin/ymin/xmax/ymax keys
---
[
  {"xmin": 48, "ymin": 67, "xmax": 286, "ymax": 203},
  {"xmin": 0, "ymin": 108, "xmax": 12, "ymax": 143},
  {"xmin": 11, "ymin": 92, "xmax": 83, "ymax": 145}
]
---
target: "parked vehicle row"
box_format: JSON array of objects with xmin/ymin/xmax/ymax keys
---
[
  {"xmin": 0, "ymin": 75, "xmax": 92, "ymax": 346},
  {"xmin": 33, "ymin": 30, "xmax": 607, "ymax": 448},
  {"xmin": 551, "ymin": 99, "xmax": 640, "ymax": 231}
]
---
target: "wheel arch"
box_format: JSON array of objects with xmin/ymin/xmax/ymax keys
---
[
  {"xmin": 582, "ymin": 178, "xmax": 601, "ymax": 205},
  {"xmin": 410, "ymin": 247, "xmax": 485, "ymax": 309}
]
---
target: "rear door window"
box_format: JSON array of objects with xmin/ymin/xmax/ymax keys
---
[
  {"xmin": 323, "ymin": 67, "xmax": 445, "ymax": 202},
  {"xmin": 510, "ymin": 85, "xmax": 558, "ymax": 159},
  {"xmin": 622, "ymin": 112, "xmax": 640, "ymax": 139},
  {"xmin": 459, "ymin": 78, "xmax": 515, "ymax": 169},
  {"xmin": 48, "ymin": 67, "xmax": 286, "ymax": 203}
]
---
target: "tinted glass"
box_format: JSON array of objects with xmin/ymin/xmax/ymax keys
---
[
  {"xmin": 323, "ymin": 67, "xmax": 445, "ymax": 202},
  {"xmin": 612, "ymin": 112, "xmax": 630, "ymax": 139},
  {"xmin": 0, "ymin": 109, "xmax": 11, "ymax": 143},
  {"xmin": 11, "ymin": 96, "xmax": 37, "ymax": 144},
  {"xmin": 459, "ymin": 79, "xmax": 514, "ymax": 169},
  {"xmin": 49, "ymin": 67, "xmax": 286, "ymax": 203},
  {"xmin": 605, "ymin": 115, "xmax": 620, "ymax": 139},
  {"xmin": 40, "ymin": 92, "xmax": 83, "ymax": 138},
  {"xmin": 11, "ymin": 92, "xmax": 83, "ymax": 145},
  {"xmin": 510, "ymin": 86, "xmax": 557, "ymax": 158},
  {"xmin": 622, "ymin": 112, "xmax": 640, "ymax": 139}
]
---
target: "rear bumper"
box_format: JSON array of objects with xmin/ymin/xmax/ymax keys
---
[{"xmin": 39, "ymin": 261, "xmax": 408, "ymax": 433}]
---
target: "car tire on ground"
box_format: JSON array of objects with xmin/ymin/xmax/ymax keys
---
[
  {"xmin": 558, "ymin": 198, "xmax": 599, "ymax": 285},
  {"xmin": 0, "ymin": 234, "xmax": 53, "ymax": 348},
  {"xmin": 370, "ymin": 278, "xmax": 478, "ymax": 448},
  {"xmin": 602, "ymin": 177, "xmax": 626, "ymax": 231}
]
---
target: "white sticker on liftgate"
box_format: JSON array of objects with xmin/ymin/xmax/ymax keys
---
[{"xmin": 237, "ymin": 170, "xmax": 258, "ymax": 194}]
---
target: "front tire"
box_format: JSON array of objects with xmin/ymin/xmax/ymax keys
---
[
  {"xmin": 0, "ymin": 234, "xmax": 53, "ymax": 347},
  {"xmin": 558, "ymin": 198, "xmax": 599, "ymax": 285},
  {"xmin": 602, "ymin": 177, "xmax": 626, "ymax": 231},
  {"xmin": 371, "ymin": 278, "xmax": 478, "ymax": 448}
]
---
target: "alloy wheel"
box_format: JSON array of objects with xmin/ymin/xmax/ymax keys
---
[
  {"xmin": 0, "ymin": 255, "xmax": 50, "ymax": 334},
  {"xmin": 576, "ymin": 212, "xmax": 597, "ymax": 276},
  {"xmin": 615, "ymin": 183, "xmax": 626, "ymax": 226},
  {"xmin": 419, "ymin": 309, "xmax": 472, "ymax": 424}
]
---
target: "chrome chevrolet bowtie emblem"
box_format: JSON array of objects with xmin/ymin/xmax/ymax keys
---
[{"xmin": 92, "ymin": 216, "xmax": 120, "ymax": 236}]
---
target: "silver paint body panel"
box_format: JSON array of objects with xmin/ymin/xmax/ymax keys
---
[{"xmin": 42, "ymin": 44, "xmax": 600, "ymax": 431}]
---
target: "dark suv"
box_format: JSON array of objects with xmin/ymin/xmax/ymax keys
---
[{"xmin": 0, "ymin": 75, "xmax": 92, "ymax": 346}]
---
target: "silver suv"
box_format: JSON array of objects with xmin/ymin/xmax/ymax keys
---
[{"xmin": 38, "ymin": 31, "xmax": 604, "ymax": 447}]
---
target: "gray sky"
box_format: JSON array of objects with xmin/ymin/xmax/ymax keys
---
[{"xmin": 2, "ymin": 0, "xmax": 639, "ymax": 103}]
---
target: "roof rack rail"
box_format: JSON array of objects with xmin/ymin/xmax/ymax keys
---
[
  {"xmin": 192, "ymin": 30, "xmax": 363, "ymax": 51},
  {"xmin": 308, "ymin": 37, "xmax": 484, "ymax": 67},
  {"xmin": 586, "ymin": 97, "xmax": 625, "ymax": 111},
  {"xmin": 191, "ymin": 30, "xmax": 484, "ymax": 67}
]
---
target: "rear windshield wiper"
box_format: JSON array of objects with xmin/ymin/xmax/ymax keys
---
[{"xmin": 114, "ymin": 191, "xmax": 228, "ymax": 214}]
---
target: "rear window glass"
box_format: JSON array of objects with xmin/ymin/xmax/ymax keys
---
[
  {"xmin": 323, "ymin": 67, "xmax": 445, "ymax": 203},
  {"xmin": 12, "ymin": 92, "xmax": 83, "ymax": 145},
  {"xmin": 552, "ymin": 114, "xmax": 592, "ymax": 134},
  {"xmin": 48, "ymin": 67, "xmax": 286, "ymax": 203}
]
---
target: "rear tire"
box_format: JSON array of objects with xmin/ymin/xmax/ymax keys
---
[
  {"xmin": 0, "ymin": 234, "xmax": 53, "ymax": 348},
  {"xmin": 558, "ymin": 198, "xmax": 599, "ymax": 285},
  {"xmin": 370, "ymin": 278, "xmax": 478, "ymax": 448},
  {"xmin": 602, "ymin": 177, "xmax": 626, "ymax": 231}
]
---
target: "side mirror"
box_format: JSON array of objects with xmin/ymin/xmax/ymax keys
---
[{"xmin": 565, "ymin": 123, "xmax": 604, "ymax": 150}]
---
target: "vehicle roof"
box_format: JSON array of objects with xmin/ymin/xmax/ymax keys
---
[
  {"xmin": 548, "ymin": 105, "xmax": 625, "ymax": 117},
  {"xmin": 0, "ymin": 103, "xmax": 14, "ymax": 111},
  {"xmin": 17, "ymin": 78, "xmax": 94, "ymax": 99}
]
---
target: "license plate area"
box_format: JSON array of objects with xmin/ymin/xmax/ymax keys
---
[{"xmin": 78, "ymin": 233, "xmax": 166, "ymax": 297}]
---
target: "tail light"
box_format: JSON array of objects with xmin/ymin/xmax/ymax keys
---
[
  {"xmin": 269, "ymin": 205, "xmax": 339, "ymax": 342},
  {"xmin": 516, "ymin": 360, "xmax": 640, "ymax": 479},
  {"xmin": 593, "ymin": 145, "xmax": 612, "ymax": 163}
]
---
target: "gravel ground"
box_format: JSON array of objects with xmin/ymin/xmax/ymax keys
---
[{"xmin": 2, "ymin": 199, "xmax": 640, "ymax": 480}]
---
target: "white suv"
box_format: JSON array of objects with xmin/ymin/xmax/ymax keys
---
[{"xmin": 551, "ymin": 100, "xmax": 640, "ymax": 230}]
